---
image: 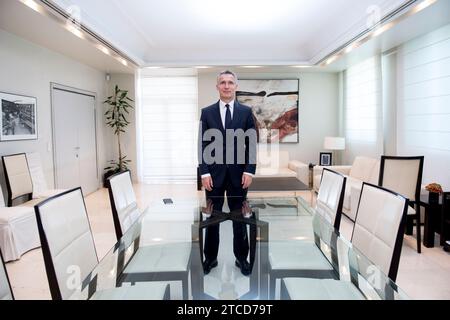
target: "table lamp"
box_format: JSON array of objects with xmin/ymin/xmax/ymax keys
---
[{"xmin": 323, "ymin": 136, "xmax": 345, "ymax": 165}]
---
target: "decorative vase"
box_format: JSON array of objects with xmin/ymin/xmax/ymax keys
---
[{"xmin": 428, "ymin": 192, "xmax": 439, "ymax": 204}]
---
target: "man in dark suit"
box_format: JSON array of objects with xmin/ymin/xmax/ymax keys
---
[{"xmin": 198, "ymin": 70, "xmax": 257, "ymax": 276}]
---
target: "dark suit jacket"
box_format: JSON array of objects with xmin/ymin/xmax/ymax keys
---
[{"xmin": 199, "ymin": 100, "xmax": 256, "ymax": 188}]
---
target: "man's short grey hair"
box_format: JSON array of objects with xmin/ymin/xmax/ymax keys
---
[{"xmin": 217, "ymin": 70, "xmax": 238, "ymax": 84}]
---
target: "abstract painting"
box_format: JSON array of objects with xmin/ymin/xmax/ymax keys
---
[{"xmin": 236, "ymin": 79, "xmax": 299, "ymax": 143}]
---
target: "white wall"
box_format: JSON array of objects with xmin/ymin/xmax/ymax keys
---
[
  {"xmin": 397, "ymin": 23, "xmax": 450, "ymax": 190},
  {"xmin": 0, "ymin": 29, "xmax": 110, "ymax": 200},
  {"xmin": 198, "ymin": 71, "xmax": 339, "ymax": 165},
  {"xmin": 107, "ymin": 74, "xmax": 137, "ymax": 181}
]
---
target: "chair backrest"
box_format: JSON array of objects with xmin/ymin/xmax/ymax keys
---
[
  {"xmin": 378, "ymin": 156, "xmax": 424, "ymax": 203},
  {"xmin": 352, "ymin": 183, "xmax": 408, "ymax": 281},
  {"xmin": 2, "ymin": 153, "xmax": 33, "ymax": 206},
  {"xmin": 26, "ymin": 152, "xmax": 49, "ymax": 198},
  {"xmin": 106, "ymin": 170, "xmax": 140, "ymax": 240},
  {"xmin": 349, "ymin": 156, "xmax": 378, "ymax": 181},
  {"xmin": 316, "ymin": 168, "xmax": 346, "ymax": 230},
  {"xmin": 0, "ymin": 249, "xmax": 14, "ymax": 300},
  {"xmin": 34, "ymin": 188, "xmax": 98, "ymax": 300}
]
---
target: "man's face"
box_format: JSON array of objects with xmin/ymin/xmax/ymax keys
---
[{"xmin": 216, "ymin": 74, "xmax": 237, "ymax": 102}]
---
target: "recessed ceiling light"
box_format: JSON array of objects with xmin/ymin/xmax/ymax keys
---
[
  {"xmin": 372, "ymin": 22, "xmax": 394, "ymax": 38},
  {"xmin": 325, "ymin": 56, "xmax": 338, "ymax": 65},
  {"xmin": 119, "ymin": 58, "xmax": 128, "ymax": 66},
  {"xmin": 412, "ymin": 0, "xmax": 437, "ymax": 13},
  {"xmin": 145, "ymin": 66, "xmax": 162, "ymax": 69},
  {"xmin": 21, "ymin": 0, "xmax": 42, "ymax": 13},
  {"xmin": 195, "ymin": 66, "xmax": 211, "ymax": 69},
  {"xmin": 65, "ymin": 23, "xmax": 84, "ymax": 39},
  {"xmin": 96, "ymin": 45, "xmax": 110, "ymax": 55},
  {"xmin": 345, "ymin": 43, "xmax": 358, "ymax": 54},
  {"xmin": 291, "ymin": 65, "xmax": 311, "ymax": 68},
  {"xmin": 241, "ymin": 66, "xmax": 263, "ymax": 68}
]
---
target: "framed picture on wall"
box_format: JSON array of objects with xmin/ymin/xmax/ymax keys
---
[
  {"xmin": 319, "ymin": 152, "xmax": 332, "ymax": 166},
  {"xmin": 236, "ymin": 79, "xmax": 299, "ymax": 143},
  {"xmin": 0, "ymin": 91, "xmax": 37, "ymax": 141}
]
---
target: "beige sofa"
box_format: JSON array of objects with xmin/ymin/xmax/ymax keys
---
[
  {"xmin": 313, "ymin": 156, "xmax": 380, "ymax": 220},
  {"xmin": 254, "ymin": 150, "xmax": 309, "ymax": 186}
]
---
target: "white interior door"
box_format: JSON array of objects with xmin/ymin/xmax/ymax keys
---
[{"xmin": 52, "ymin": 86, "xmax": 98, "ymax": 195}]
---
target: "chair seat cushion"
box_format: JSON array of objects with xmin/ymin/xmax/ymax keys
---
[
  {"xmin": 18, "ymin": 198, "xmax": 44, "ymax": 207},
  {"xmin": 282, "ymin": 278, "xmax": 365, "ymax": 300},
  {"xmin": 269, "ymin": 241, "xmax": 333, "ymax": 271},
  {"xmin": 90, "ymin": 282, "xmax": 168, "ymax": 300},
  {"xmin": 33, "ymin": 189, "xmax": 66, "ymax": 199},
  {"xmin": 123, "ymin": 242, "xmax": 191, "ymax": 273}
]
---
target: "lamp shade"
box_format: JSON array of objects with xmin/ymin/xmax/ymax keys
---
[{"xmin": 324, "ymin": 137, "xmax": 345, "ymax": 150}]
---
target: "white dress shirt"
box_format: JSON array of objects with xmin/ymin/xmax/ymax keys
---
[{"xmin": 201, "ymin": 100, "xmax": 253, "ymax": 179}]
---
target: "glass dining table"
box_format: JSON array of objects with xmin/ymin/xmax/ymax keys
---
[{"xmin": 69, "ymin": 195, "xmax": 408, "ymax": 300}]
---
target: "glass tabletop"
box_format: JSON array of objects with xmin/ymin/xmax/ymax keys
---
[{"xmin": 70, "ymin": 195, "xmax": 408, "ymax": 300}]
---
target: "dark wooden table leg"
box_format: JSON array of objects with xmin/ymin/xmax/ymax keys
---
[{"xmin": 423, "ymin": 205, "xmax": 436, "ymax": 248}]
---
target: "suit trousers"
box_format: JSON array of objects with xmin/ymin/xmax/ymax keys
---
[{"xmin": 204, "ymin": 171, "xmax": 249, "ymax": 262}]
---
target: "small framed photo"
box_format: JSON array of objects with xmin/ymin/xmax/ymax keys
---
[
  {"xmin": 319, "ymin": 152, "xmax": 332, "ymax": 166},
  {"xmin": 0, "ymin": 91, "xmax": 37, "ymax": 141}
]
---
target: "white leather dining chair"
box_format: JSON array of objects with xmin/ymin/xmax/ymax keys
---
[
  {"xmin": 268, "ymin": 168, "xmax": 347, "ymax": 299},
  {"xmin": 281, "ymin": 183, "xmax": 408, "ymax": 299},
  {"xmin": 379, "ymin": 156, "xmax": 424, "ymax": 253},
  {"xmin": 2, "ymin": 153, "xmax": 34, "ymax": 207},
  {"xmin": 2, "ymin": 153, "xmax": 64, "ymax": 207},
  {"xmin": 107, "ymin": 171, "xmax": 191, "ymax": 299},
  {"xmin": 34, "ymin": 187, "xmax": 169, "ymax": 300}
]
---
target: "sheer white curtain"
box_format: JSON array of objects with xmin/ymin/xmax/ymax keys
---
[
  {"xmin": 136, "ymin": 68, "xmax": 198, "ymax": 183},
  {"xmin": 343, "ymin": 56, "xmax": 383, "ymax": 163}
]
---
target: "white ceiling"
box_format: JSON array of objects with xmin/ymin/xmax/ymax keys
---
[
  {"xmin": 0, "ymin": 0, "xmax": 448, "ymax": 73},
  {"xmin": 51, "ymin": 0, "xmax": 410, "ymax": 65}
]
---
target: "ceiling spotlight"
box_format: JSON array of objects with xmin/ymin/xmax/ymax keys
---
[
  {"xmin": 96, "ymin": 45, "xmax": 110, "ymax": 55},
  {"xmin": 119, "ymin": 58, "xmax": 128, "ymax": 66},
  {"xmin": 241, "ymin": 66, "xmax": 263, "ymax": 68},
  {"xmin": 65, "ymin": 23, "xmax": 84, "ymax": 39},
  {"xmin": 291, "ymin": 65, "xmax": 311, "ymax": 68},
  {"xmin": 21, "ymin": 0, "xmax": 42, "ymax": 13},
  {"xmin": 325, "ymin": 56, "xmax": 338, "ymax": 65}
]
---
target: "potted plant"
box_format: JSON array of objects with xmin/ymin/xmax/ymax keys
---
[
  {"xmin": 103, "ymin": 85, "xmax": 134, "ymax": 186},
  {"xmin": 425, "ymin": 182, "xmax": 443, "ymax": 204}
]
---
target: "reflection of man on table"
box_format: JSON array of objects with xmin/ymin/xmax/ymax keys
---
[{"xmin": 199, "ymin": 70, "xmax": 257, "ymax": 276}]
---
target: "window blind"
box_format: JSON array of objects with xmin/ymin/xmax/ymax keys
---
[
  {"xmin": 343, "ymin": 56, "xmax": 383, "ymax": 161},
  {"xmin": 397, "ymin": 24, "xmax": 450, "ymax": 190},
  {"xmin": 137, "ymin": 72, "xmax": 198, "ymax": 183}
]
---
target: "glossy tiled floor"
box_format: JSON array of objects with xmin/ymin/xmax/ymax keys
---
[{"xmin": 5, "ymin": 183, "xmax": 450, "ymax": 300}]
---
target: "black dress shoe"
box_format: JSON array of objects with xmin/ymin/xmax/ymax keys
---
[
  {"xmin": 203, "ymin": 259, "xmax": 218, "ymax": 274},
  {"xmin": 235, "ymin": 259, "xmax": 252, "ymax": 276}
]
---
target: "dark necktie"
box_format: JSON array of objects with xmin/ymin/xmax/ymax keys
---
[{"xmin": 225, "ymin": 104, "xmax": 232, "ymax": 129}]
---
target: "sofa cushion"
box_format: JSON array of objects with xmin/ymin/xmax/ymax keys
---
[
  {"xmin": 349, "ymin": 157, "xmax": 379, "ymax": 181},
  {"xmin": 255, "ymin": 167, "xmax": 297, "ymax": 178},
  {"xmin": 368, "ymin": 161, "xmax": 380, "ymax": 184}
]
